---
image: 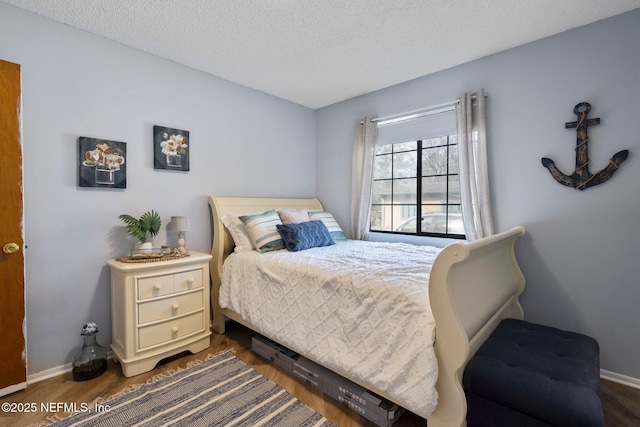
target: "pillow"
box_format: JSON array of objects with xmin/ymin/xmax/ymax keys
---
[
  {"xmin": 220, "ymin": 213, "xmax": 255, "ymax": 253},
  {"xmin": 239, "ymin": 210, "xmax": 285, "ymax": 253},
  {"xmin": 277, "ymin": 208, "xmax": 309, "ymax": 224},
  {"xmin": 308, "ymin": 211, "xmax": 347, "ymax": 241},
  {"xmin": 276, "ymin": 220, "xmax": 334, "ymax": 252}
]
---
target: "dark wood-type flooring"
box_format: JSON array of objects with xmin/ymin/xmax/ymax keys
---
[{"xmin": 1, "ymin": 321, "xmax": 638, "ymax": 426}]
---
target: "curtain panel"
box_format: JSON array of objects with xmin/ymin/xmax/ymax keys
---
[
  {"xmin": 456, "ymin": 89, "xmax": 494, "ymax": 240},
  {"xmin": 350, "ymin": 118, "xmax": 377, "ymax": 240}
]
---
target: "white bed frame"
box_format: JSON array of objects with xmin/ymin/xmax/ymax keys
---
[{"xmin": 208, "ymin": 196, "xmax": 526, "ymax": 427}]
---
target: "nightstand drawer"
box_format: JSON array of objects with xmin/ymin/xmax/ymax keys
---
[
  {"xmin": 174, "ymin": 269, "xmax": 203, "ymax": 292},
  {"xmin": 137, "ymin": 275, "xmax": 174, "ymax": 300},
  {"xmin": 138, "ymin": 311, "xmax": 205, "ymax": 350},
  {"xmin": 138, "ymin": 291, "xmax": 204, "ymax": 324}
]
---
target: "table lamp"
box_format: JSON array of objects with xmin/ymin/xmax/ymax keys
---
[{"xmin": 171, "ymin": 216, "xmax": 190, "ymax": 251}]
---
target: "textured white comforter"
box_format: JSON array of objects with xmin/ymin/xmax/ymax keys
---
[{"xmin": 220, "ymin": 240, "xmax": 442, "ymax": 418}]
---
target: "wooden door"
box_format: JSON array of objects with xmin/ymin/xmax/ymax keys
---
[{"xmin": 0, "ymin": 59, "xmax": 26, "ymax": 396}]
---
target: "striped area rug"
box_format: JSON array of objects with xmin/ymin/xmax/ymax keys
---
[{"xmin": 47, "ymin": 351, "xmax": 336, "ymax": 427}]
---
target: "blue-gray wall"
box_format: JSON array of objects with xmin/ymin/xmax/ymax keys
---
[
  {"xmin": 316, "ymin": 10, "xmax": 640, "ymax": 380},
  {"xmin": 2, "ymin": 1, "xmax": 639, "ymax": 383},
  {"xmin": 0, "ymin": 3, "xmax": 315, "ymax": 375}
]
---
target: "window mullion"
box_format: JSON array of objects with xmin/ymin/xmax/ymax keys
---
[
  {"xmin": 390, "ymin": 146, "xmax": 394, "ymax": 228},
  {"xmin": 445, "ymin": 135, "xmax": 450, "ymax": 233},
  {"xmin": 416, "ymin": 140, "xmax": 422, "ymax": 233}
]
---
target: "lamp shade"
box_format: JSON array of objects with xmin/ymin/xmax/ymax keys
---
[{"xmin": 171, "ymin": 216, "xmax": 190, "ymax": 232}]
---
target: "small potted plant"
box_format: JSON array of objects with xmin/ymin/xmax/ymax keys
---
[{"xmin": 119, "ymin": 210, "xmax": 161, "ymax": 251}]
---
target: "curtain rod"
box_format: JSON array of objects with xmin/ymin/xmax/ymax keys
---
[
  {"xmin": 362, "ymin": 93, "xmax": 485, "ymax": 125},
  {"xmin": 371, "ymin": 99, "xmax": 460, "ymax": 123}
]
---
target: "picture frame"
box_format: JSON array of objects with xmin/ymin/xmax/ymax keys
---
[
  {"xmin": 154, "ymin": 125, "xmax": 189, "ymax": 171},
  {"xmin": 78, "ymin": 137, "xmax": 127, "ymax": 188}
]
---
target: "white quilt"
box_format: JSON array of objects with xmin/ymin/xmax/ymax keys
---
[{"xmin": 220, "ymin": 239, "xmax": 442, "ymax": 418}]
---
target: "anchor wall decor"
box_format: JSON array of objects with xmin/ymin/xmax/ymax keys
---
[{"xmin": 541, "ymin": 102, "xmax": 628, "ymax": 190}]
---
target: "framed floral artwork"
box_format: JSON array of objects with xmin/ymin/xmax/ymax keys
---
[
  {"xmin": 78, "ymin": 137, "xmax": 127, "ymax": 188},
  {"xmin": 153, "ymin": 125, "xmax": 189, "ymax": 171}
]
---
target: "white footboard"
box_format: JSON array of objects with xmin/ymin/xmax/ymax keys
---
[{"xmin": 427, "ymin": 226, "xmax": 526, "ymax": 427}]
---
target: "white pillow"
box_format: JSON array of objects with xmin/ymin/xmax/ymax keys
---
[
  {"xmin": 239, "ymin": 210, "xmax": 285, "ymax": 253},
  {"xmin": 277, "ymin": 208, "xmax": 309, "ymax": 224},
  {"xmin": 220, "ymin": 213, "xmax": 255, "ymax": 253}
]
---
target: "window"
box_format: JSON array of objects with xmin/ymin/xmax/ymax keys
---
[{"xmin": 369, "ymin": 109, "xmax": 464, "ymax": 238}]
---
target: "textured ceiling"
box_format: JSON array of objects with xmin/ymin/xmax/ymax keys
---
[{"xmin": 3, "ymin": 0, "xmax": 640, "ymax": 108}]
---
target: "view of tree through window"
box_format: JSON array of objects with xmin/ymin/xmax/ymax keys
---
[{"xmin": 370, "ymin": 135, "xmax": 464, "ymax": 238}]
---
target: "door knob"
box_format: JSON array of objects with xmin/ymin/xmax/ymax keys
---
[{"xmin": 3, "ymin": 243, "xmax": 20, "ymax": 254}]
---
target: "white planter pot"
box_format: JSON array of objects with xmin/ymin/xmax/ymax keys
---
[{"xmin": 136, "ymin": 242, "xmax": 153, "ymax": 253}]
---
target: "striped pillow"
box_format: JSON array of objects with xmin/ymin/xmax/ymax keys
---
[
  {"xmin": 308, "ymin": 211, "xmax": 347, "ymax": 241},
  {"xmin": 239, "ymin": 210, "xmax": 285, "ymax": 253}
]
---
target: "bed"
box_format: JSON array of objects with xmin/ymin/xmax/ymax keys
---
[{"xmin": 208, "ymin": 196, "xmax": 526, "ymax": 427}]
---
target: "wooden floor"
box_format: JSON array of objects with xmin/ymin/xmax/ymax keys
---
[{"xmin": 2, "ymin": 321, "xmax": 639, "ymax": 427}]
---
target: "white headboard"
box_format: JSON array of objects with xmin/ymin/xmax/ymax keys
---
[{"xmin": 207, "ymin": 196, "xmax": 324, "ymax": 331}]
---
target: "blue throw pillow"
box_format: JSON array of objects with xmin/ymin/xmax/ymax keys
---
[{"xmin": 276, "ymin": 220, "xmax": 335, "ymax": 252}]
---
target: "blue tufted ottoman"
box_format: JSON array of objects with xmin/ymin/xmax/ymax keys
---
[{"xmin": 463, "ymin": 319, "xmax": 604, "ymax": 427}]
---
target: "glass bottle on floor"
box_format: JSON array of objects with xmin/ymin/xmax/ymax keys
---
[{"xmin": 72, "ymin": 322, "xmax": 108, "ymax": 381}]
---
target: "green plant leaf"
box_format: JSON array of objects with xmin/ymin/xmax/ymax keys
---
[
  {"xmin": 119, "ymin": 211, "xmax": 161, "ymax": 243},
  {"xmin": 119, "ymin": 214, "xmax": 146, "ymax": 242},
  {"xmin": 118, "ymin": 214, "xmax": 138, "ymax": 227},
  {"xmin": 139, "ymin": 210, "xmax": 161, "ymax": 237}
]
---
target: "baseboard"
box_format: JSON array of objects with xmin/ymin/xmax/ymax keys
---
[
  {"xmin": 26, "ymin": 358, "xmax": 640, "ymax": 390},
  {"xmin": 27, "ymin": 362, "xmax": 72, "ymax": 384},
  {"xmin": 601, "ymin": 369, "xmax": 640, "ymax": 390},
  {"xmin": 27, "ymin": 351, "xmax": 114, "ymax": 385},
  {"xmin": 1, "ymin": 382, "xmax": 27, "ymax": 397},
  {"xmin": 28, "ymin": 325, "xmax": 215, "ymax": 384}
]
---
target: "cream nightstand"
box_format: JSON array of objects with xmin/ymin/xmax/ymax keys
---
[{"xmin": 106, "ymin": 251, "xmax": 212, "ymax": 377}]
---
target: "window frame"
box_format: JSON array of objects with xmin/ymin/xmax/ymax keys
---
[{"xmin": 370, "ymin": 135, "xmax": 465, "ymax": 239}]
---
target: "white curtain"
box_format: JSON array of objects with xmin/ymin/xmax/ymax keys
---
[
  {"xmin": 456, "ymin": 89, "xmax": 494, "ymax": 240},
  {"xmin": 350, "ymin": 117, "xmax": 377, "ymax": 240}
]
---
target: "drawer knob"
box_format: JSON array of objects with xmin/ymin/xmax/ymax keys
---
[
  {"xmin": 171, "ymin": 326, "xmax": 179, "ymax": 334},
  {"xmin": 187, "ymin": 278, "xmax": 195, "ymax": 284},
  {"xmin": 171, "ymin": 303, "xmax": 180, "ymax": 311},
  {"xmin": 153, "ymin": 283, "xmax": 162, "ymax": 290}
]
